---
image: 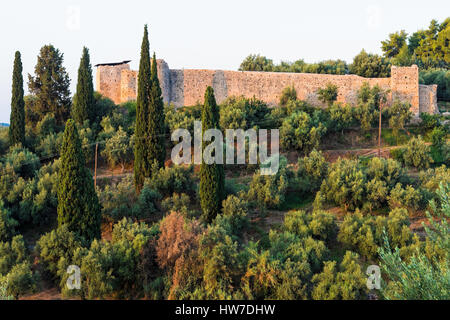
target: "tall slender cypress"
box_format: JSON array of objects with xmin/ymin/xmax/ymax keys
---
[
  {"xmin": 57, "ymin": 119, "xmax": 101, "ymax": 242},
  {"xmin": 199, "ymin": 87, "xmax": 225, "ymax": 222},
  {"xmin": 9, "ymin": 51, "xmax": 25, "ymax": 146},
  {"xmin": 134, "ymin": 25, "xmax": 153, "ymax": 193},
  {"xmin": 148, "ymin": 52, "xmax": 166, "ymax": 168},
  {"xmin": 72, "ymin": 47, "xmax": 94, "ymax": 125}
]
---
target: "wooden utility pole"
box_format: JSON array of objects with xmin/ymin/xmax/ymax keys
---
[
  {"xmin": 94, "ymin": 142, "xmax": 98, "ymax": 187},
  {"xmin": 378, "ymin": 98, "xmax": 383, "ymax": 158}
]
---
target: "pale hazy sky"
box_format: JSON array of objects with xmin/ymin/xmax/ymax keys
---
[{"xmin": 0, "ymin": 0, "xmax": 449, "ymax": 123}]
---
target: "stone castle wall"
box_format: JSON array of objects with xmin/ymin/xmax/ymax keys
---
[
  {"xmin": 96, "ymin": 60, "xmax": 439, "ymax": 116},
  {"xmin": 419, "ymin": 84, "xmax": 439, "ymax": 114}
]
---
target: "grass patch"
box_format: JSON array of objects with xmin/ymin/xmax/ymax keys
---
[
  {"xmin": 279, "ymin": 192, "xmax": 314, "ymax": 211},
  {"xmin": 381, "ymin": 128, "xmax": 409, "ymax": 146},
  {"xmin": 225, "ymin": 177, "xmax": 250, "ymax": 195}
]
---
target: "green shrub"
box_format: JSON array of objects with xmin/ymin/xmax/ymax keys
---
[
  {"xmin": 280, "ymin": 86, "xmax": 297, "ymax": 106},
  {"xmin": 309, "ymin": 211, "xmax": 339, "ymax": 244},
  {"xmin": 419, "ymin": 165, "xmax": 450, "ymax": 192},
  {"xmin": 319, "ymin": 158, "xmax": 366, "ymax": 211},
  {"xmin": 134, "ymin": 183, "xmax": 161, "ymax": 217},
  {"xmin": 317, "ymin": 83, "xmax": 338, "ymax": 107},
  {"xmin": 36, "ymin": 132, "xmax": 63, "ymax": 158},
  {"xmin": 165, "ymin": 104, "xmax": 201, "ymax": 139},
  {"xmin": 147, "ymin": 164, "xmax": 195, "ymax": 197},
  {"xmin": 213, "ymin": 195, "xmax": 250, "ymax": 238},
  {"xmin": 280, "ymin": 111, "xmax": 326, "ymax": 152},
  {"xmin": 379, "ymin": 183, "xmax": 450, "ymax": 300},
  {"xmin": 98, "ymin": 175, "xmax": 160, "ymax": 221},
  {"xmin": 268, "ymin": 230, "xmax": 328, "ymax": 274},
  {"xmin": 419, "ymin": 113, "xmax": 440, "ymax": 131},
  {"xmin": 0, "ymin": 234, "xmax": 36, "ymax": 299},
  {"xmin": 268, "ymin": 99, "xmax": 311, "ymax": 128},
  {"xmin": 220, "ymin": 99, "xmax": 247, "ymax": 129},
  {"xmin": 390, "ymin": 148, "xmax": 405, "ymax": 163},
  {"xmin": 403, "ymin": 136, "xmax": 433, "ymax": 169},
  {"xmin": 0, "ymin": 128, "xmax": 10, "ymax": 156},
  {"xmin": 59, "ymin": 218, "xmax": 155, "ymax": 299},
  {"xmin": 246, "ymin": 157, "xmax": 289, "ymax": 209},
  {"xmin": 0, "ymin": 202, "xmax": 18, "ymax": 242},
  {"xmin": 387, "ymin": 183, "xmax": 422, "ymax": 211},
  {"xmin": 93, "ymin": 92, "xmax": 115, "ymax": 126},
  {"xmin": 161, "ymin": 193, "xmax": 196, "ymax": 218},
  {"xmin": 329, "ymin": 103, "xmax": 356, "ymax": 133},
  {"xmin": 355, "ymin": 83, "xmax": 384, "ymax": 131},
  {"xmin": 337, "ymin": 209, "xmax": 415, "ymax": 260},
  {"xmin": 98, "ymin": 175, "xmax": 137, "ymax": 220},
  {"xmin": 0, "ymin": 159, "xmax": 58, "ymax": 226},
  {"xmin": 1, "ymin": 262, "xmax": 36, "ymax": 299},
  {"xmin": 364, "ymin": 178, "xmax": 388, "ymax": 211},
  {"xmin": 3, "ymin": 145, "xmax": 40, "ymax": 178},
  {"xmin": 311, "ymin": 251, "xmax": 367, "ymax": 300},
  {"xmin": 35, "ymin": 113, "xmax": 58, "ymax": 136},
  {"xmin": 0, "ymin": 279, "xmax": 13, "ymax": 300},
  {"xmin": 0, "ymin": 235, "xmax": 27, "ymax": 276},
  {"xmin": 242, "ymin": 230, "xmax": 328, "ymax": 299},
  {"xmin": 219, "ymin": 96, "xmax": 270, "ymax": 130},
  {"xmin": 367, "ymin": 157, "xmax": 404, "ymax": 186},
  {"xmin": 239, "ymin": 54, "xmax": 274, "ymax": 72},
  {"xmin": 31, "ymin": 162, "xmax": 59, "ymax": 225},
  {"xmin": 429, "ymin": 127, "xmax": 449, "ymax": 164},
  {"xmin": 78, "ymin": 120, "xmax": 95, "ymax": 163},
  {"xmin": 101, "ymin": 126, "xmax": 133, "ymax": 171},
  {"xmin": 35, "ymin": 225, "xmax": 83, "ymax": 280},
  {"xmin": 388, "ymin": 100, "xmax": 412, "ymax": 141},
  {"xmin": 239, "ymin": 55, "xmax": 348, "ymax": 75},
  {"xmin": 283, "ymin": 210, "xmax": 338, "ymax": 245},
  {"xmin": 297, "ymin": 149, "xmax": 328, "ymax": 194}
]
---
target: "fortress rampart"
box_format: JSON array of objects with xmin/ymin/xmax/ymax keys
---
[{"xmin": 95, "ymin": 60, "xmax": 439, "ymax": 116}]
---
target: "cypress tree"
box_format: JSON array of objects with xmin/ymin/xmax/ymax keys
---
[
  {"xmin": 9, "ymin": 51, "xmax": 25, "ymax": 146},
  {"xmin": 57, "ymin": 119, "xmax": 101, "ymax": 242},
  {"xmin": 199, "ymin": 86, "xmax": 225, "ymax": 222},
  {"xmin": 72, "ymin": 47, "xmax": 94, "ymax": 125},
  {"xmin": 148, "ymin": 52, "xmax": 166, "ymax": 168},
  {"xmin": 134, "ymin": 24, "xmax": 153, "ymax": 193}
]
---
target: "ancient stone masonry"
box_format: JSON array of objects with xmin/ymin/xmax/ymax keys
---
[
  {"xmin": 419, "ymin": 84, "xmax": 438, "ymax": 114},
  {"xmin": 95, "ymin": 60, "xmax": 439, "ymax": 116}
]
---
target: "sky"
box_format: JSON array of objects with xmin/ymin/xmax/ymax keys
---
[{"xmin": 0, "ymin": 0, "xmax": 449, "ymax": 123}]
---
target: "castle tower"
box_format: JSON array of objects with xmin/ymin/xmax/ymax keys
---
[
  {"xmin": 95, "ymin": 61, "xmax": 131, "ymax": 105},
  {"xmin": 95, "ymin": 59, "xmax": 170, "ymax": 105},
  {"xmin": 390, "ymin": 65, "xmax": 420, "ymax": 117}
]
